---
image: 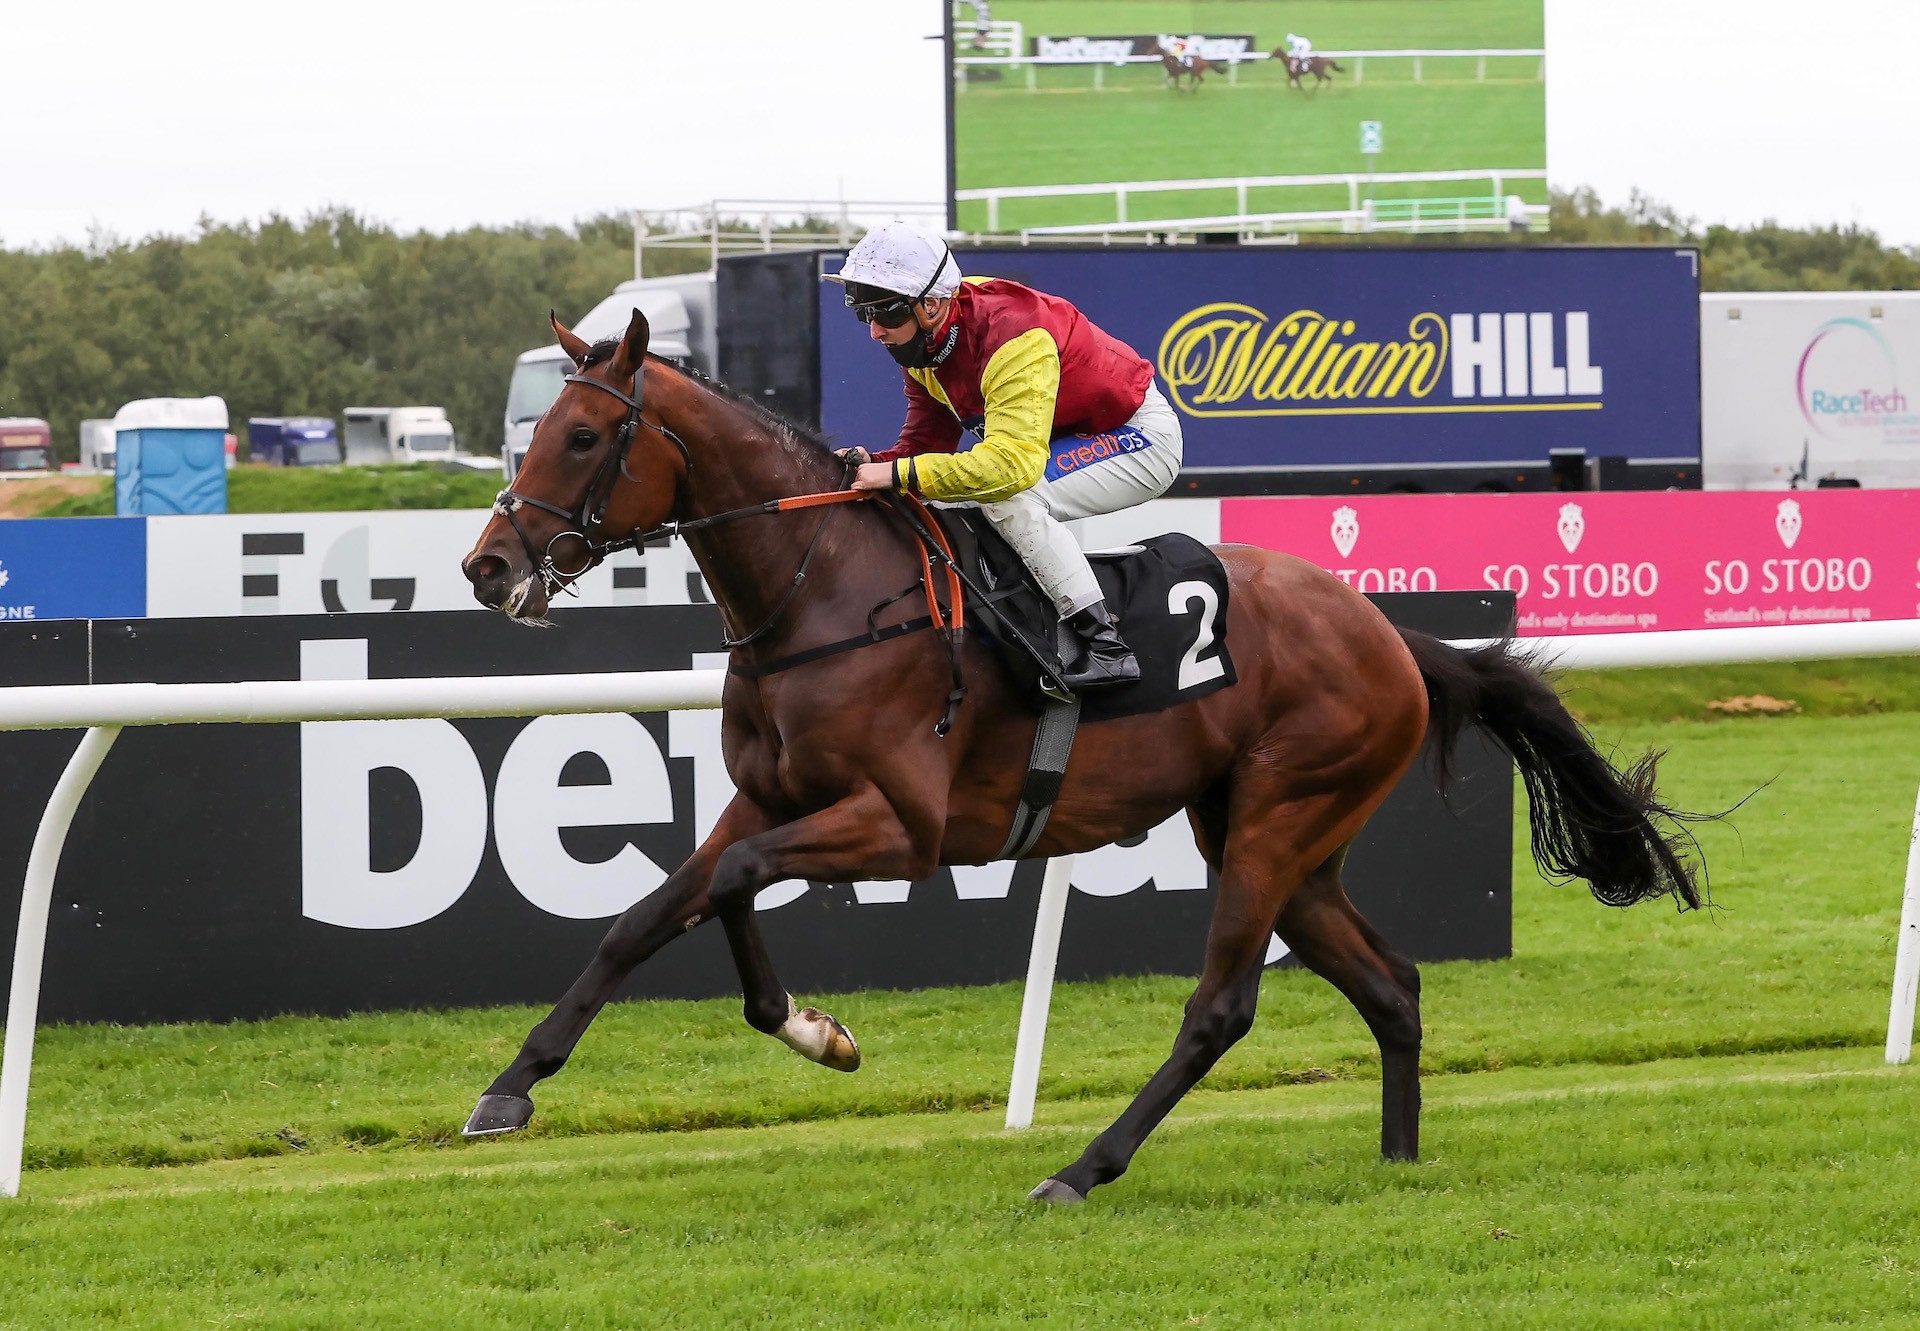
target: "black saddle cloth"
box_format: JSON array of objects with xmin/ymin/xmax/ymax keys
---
[{"xmin": 931, "ymin": 509, "xmax": 1238, "ymax": 723}]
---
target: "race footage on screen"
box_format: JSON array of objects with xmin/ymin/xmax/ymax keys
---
[{"xmin": 948, "ymin": 0, "xmax": 1547, "ymax": 236}]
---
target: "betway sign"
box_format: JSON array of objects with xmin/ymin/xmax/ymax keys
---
[
  {"xmin": 0, "ymin": 602, "xmax": 1510, "ymax": 1024},
  {"xmin": 1030, "ymin": 33, "xmax": 1256, "ymax": 61}
]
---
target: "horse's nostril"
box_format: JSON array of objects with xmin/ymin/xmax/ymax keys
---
[{"xmin": 465, "ymin": 554, "xmax": 507, "ymax": 587}]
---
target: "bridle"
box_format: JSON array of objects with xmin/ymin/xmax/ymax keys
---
[
  {"xmin": 489, "ymin": 360, "xmax": 853, "ymax": 650},
  {"xmin": 491, "ymin": 366, "xmax": 690, "ymax": 597}
]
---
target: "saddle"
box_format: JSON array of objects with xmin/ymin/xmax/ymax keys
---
[
  {"xmin": 930, "ymin": 509, "xmax": 1238, "ymax": 724},
  {"xmin": 723, "ymin": 491, "xmax": 1236, "ymax": 726}
]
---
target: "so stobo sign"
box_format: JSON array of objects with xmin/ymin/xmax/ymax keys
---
[{"xmin": 1219, "ymin": 488, "xmax": 1920, "ymax": 634}]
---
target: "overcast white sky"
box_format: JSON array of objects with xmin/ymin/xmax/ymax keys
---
[{"xmin": 2, "ymin": 0, "xmax": 1915, "ymax": 249}]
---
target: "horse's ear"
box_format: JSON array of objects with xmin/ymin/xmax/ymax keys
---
[
  {"xmin": 551, "ymin": 311, "xmax": 592, "ymax": 368},
  {"xmin": 610, "ymin": 307, "xmax": 651, "ymax": 380}
]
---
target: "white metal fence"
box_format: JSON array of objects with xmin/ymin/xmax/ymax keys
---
[
  {"xmin": 956, "ymin": 168, "xmax": 1547, "ymax": 233},
  {"xmin": 6, "ymin": 618, "xmax": 1920, "ymax": 1196},
  {"xmin": 953, "ymin": 47, "xmax": 1547, "ymax": 89}
]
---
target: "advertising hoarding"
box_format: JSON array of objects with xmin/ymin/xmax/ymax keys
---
[
  {"xmin": 948, "ymin": 0, "xmax": 1547, "ymax": 235},
  {"xmin": 1220, "ymin": 489, "xmax": 1920, "ymax": 634},
  {"xmin": 0, "ymin": 600, "xmax": 1510, "ymax": 1024},
  {"xmin": 144, "ymin": 510, "xmax": 714, "ymax": 618},
  {"xmin": 1702, "ymin": 293, "xmax": 1920, "ymax": 489},
  {"xmin": 819, "ymin": 246, "xmax": 1702, "ymax": 481},
  {"xmin": 0, "ymin": 516, "xmax": 146, "ymax": 621}
]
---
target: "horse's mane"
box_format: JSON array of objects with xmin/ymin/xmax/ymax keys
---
[{"xmin": 579, "ymin": 337, "xmax": 841, "ymax": 459}]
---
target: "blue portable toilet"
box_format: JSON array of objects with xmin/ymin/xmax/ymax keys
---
[{"xmin": 115, "ymin": 397, "xmax": 229, "ymax": 515}]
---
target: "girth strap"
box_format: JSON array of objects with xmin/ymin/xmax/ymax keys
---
[{"xmin": 996, "ymin": 694, "xmax": 1082, "ymax": 861}]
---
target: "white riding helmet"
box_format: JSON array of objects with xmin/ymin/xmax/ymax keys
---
[{"xmin": 828, "ymin": 221, "xmax": 962, "ymax": 300}]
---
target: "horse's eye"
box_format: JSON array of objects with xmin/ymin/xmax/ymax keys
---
[{"xmin": 569, "ymin": 429, "xmax": 598, "ymax": 452}]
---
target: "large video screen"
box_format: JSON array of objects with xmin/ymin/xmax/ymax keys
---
[{"xmin": 948, "ymin": 0, "xmax": 1547, "ymax": 236}]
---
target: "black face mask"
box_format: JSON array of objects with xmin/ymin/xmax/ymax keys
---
[{"xmin": 886, "ymin": 319, "xmax": 960, "ymax": 369}]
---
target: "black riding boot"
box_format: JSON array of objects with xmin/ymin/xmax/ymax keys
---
[{"xmin": 1061, "ymin": 600, "xmax": 1141, "ymax": 691}]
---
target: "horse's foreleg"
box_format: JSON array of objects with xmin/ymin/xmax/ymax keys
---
[
  {"xmin": 706, "ymin": 784, "xmax": 932, "ymax": 1073},
  {"xmin": 461, "ymin": 798, "xmax": 768, "ymax": 1137},
  {"xmin": 1275, "ymin": 851, "xmax": 1423, "ymax": 1162}
]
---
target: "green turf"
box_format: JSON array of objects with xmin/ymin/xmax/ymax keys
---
[
  {"xmin": 5, "ymin": 1052, "xmax": 1917, "ymax": 1329},
  {"xmin": 955, "ymin": 0, "xmax": 1546, "ymax": 231},
  {"xmin": 33, "ymin": 464, "xmax": 503, "ymax": 518},
  {"xmin": 9, "ymin": 678, "xmax": 1916, "ymax": 1178},
  {"xmin": 995, "ymin": 0, "xmax": 1543, "ymax": 51},
  {"xmin": 3, "ymin": 656, "xmax": 1917, "ymax": 1321}
]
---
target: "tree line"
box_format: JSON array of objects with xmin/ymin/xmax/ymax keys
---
[{"xmin": 1, "ymin": 196, "xmax": 1914, "ymax": 463}]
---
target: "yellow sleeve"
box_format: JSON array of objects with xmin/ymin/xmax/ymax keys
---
[{"xmin": 909, "ymin": 328, "xmax": 1060, "ymax": 503}]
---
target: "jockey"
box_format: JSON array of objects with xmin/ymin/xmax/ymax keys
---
[
  {"xmin": 967, "ymin": 0, "xmax": 992, "ymax": 50},
  {"xmin": 828, "ymin": 222, "xmax": 1185, "ymax": 692},
  {"xmin": 1285, "ymin": 32, "xmax": 1313, "ymax": 67},
  {"xmin": 1183, "ymin": 34, "xmax": 1206, "ymax": 67}
]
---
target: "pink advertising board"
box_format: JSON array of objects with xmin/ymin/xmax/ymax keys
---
[{"xmin": 1219, "ymin": 490, "xmax": 1920, "ymax": 635}]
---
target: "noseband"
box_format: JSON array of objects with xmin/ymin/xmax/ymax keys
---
[
  {"xmin": 487, "ymin": 363, "xmax": 858, "ymax": 651},
  {"xmin": 491, "ymin": 367, "xmax": 691, "ymax": 596}
]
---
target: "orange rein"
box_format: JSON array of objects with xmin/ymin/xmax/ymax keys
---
[{"xmin": 769, "ymin": 488, "xmax": 966, "ymax": 634}]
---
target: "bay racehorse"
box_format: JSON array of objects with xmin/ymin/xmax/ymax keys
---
[
  {"xmin": 1274, "ymin": 50, "xmax": 1343, "ymax": 89},
  {"xmin": 458, "ymin": 310, "xmax": 1709, "ymax": 1205},
  {"xmin": 1161, "ymin": 50, "xmax": 1214, "ymax": 89}
]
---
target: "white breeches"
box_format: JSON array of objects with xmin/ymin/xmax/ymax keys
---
[{"xmin": 973, "ymin": 384, "xmax": 1184, "ymax": 617}]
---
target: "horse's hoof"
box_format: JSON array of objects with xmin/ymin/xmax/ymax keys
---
[
  {"xmin": 1028, "ymin": 1177, "xmax": 1086, "ymax": 1206},
  {"xmin": 776, "ymin": 1003, "xmax": 862, "ymax": 1073},
  {"xmin": 462, "ymin": 1093, "xmax": 534, "ymax": 1138}
]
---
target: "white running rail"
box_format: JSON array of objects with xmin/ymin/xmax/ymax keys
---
[
  {"xmin": 956, "ymin": 168, "xmax": 1546, "ymax": 231},
  {"xmin": 954, "ymin": 47, "xmax": 1546, "ymax": 90}
]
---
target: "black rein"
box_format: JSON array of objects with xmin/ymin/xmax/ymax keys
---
[{"xmin": 491, "ymin": 366, "xmax": 848, "ymax": 651}]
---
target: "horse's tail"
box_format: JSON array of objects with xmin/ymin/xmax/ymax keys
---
[
  {"xmin": 1397, "ymin": 628, "xmax": 1707, "ymax": 911},
  {"xmin": 1326, "ymin": 59, "xmax": 1345, "ymax": 72}
]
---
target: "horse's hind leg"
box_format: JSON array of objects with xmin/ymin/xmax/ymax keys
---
[
  {"xmin": 462, "ymin": 797, "xmax": 770, "ymax": 1136},
  {"xmin": 1032, "ymin": 790, "xmax": 1350, "ymax": 1204},
  {"xmin": 1275, "ymin": 848, "xmax": 1423, "ymax": 1161}
]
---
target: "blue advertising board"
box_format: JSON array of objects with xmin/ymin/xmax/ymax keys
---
[
  {"xmin": 0, "ymin": 517, "xmax": 146, "ymax": 621},
  {"xmin": 817, "ymin": 247, "xmax": 1702, "ymax": 475}
]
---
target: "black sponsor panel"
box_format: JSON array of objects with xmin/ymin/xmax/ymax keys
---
[
  {"xmin": 717, "ymin": 252, "xmax": 823, "ymax": 431},
  {"xmin": 0, "ymin": 594, "xmax": 1511, "ymax": 1024}
]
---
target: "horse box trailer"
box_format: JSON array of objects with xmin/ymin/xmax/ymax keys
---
[
  {"xmin": 713, "ymin": 245, "xmax": 1704, "ymax": 496},
  {"xmin": 343, "ymin": 406, "xmax": 458, "ymax": 465},
  {"xmin": 1701, "ymin": 292, "xmax": 1920, "ymax": 489},
  {"xmin": 503, "ymin": 272, "xmax": 716, "ymax": 480}
]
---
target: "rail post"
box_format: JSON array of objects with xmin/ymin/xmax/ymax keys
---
[
  {"xmin": 0, "ymin": 725, "xmax": 121, "ymax": 1198},
  {"xmin": 1887, "ymin": 787, "xmax": 1920, "ymax": 1063},
  {"xmin": 1006, "ymin": 855, "xmax": 1074, "ymax": 1130}
]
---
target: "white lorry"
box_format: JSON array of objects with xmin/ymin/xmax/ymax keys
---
[
  {"xmin": 342, "ymin": 405, "xmax": 460, "ymax": 466},
  {"xmin": 1701, "ymin": 291, "xmax": 1920, "ymax": 489},
  {"xmin": 79, "ymin": 418, "xmax": 116, "ymax": 472},
  {"xmin": 503, "ymin": 272, "xmax": 717, "ymax": 479}
]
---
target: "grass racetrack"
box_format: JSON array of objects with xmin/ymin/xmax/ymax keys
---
[
  {"xmin": 5, "ymin": 657, "xmax": 1920, "ymax": 1326},
  {"xmin": 20, "ymin": 464, "xmax": 504, "ymax": 518},
  {"xmin": 954, "ymin": 0, "xmax": 1547, "ymax": 233}
]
